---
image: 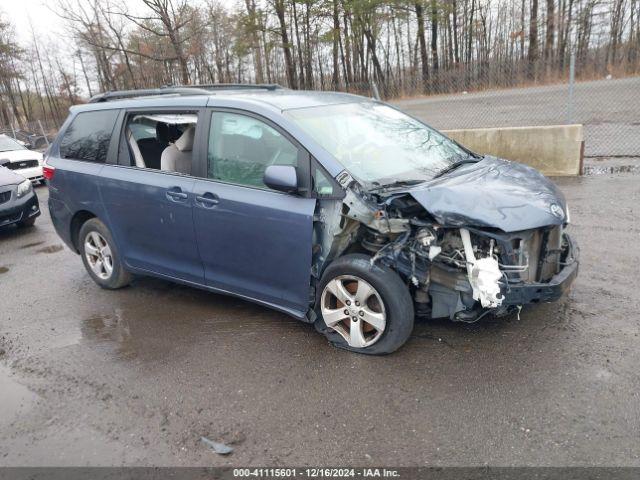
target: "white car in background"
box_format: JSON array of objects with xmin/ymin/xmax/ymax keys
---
[{"xmin": 0, "ymin": 134, "xmax": 44, "ymax": 184}]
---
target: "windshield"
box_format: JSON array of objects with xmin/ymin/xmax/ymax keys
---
[
  {"xmin": 285, "ymin": 102, "xmax": 473, "ymax": 187},
  {"xmin": 0, "ymin": 136, "xmax": 26, "ymax": 152}
]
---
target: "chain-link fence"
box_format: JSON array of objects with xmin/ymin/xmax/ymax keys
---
[
  {"xmin": 392, "ymin": 77, "xmax": 640, "ymax": 158},
  {"xmin": 335, "ymin": 58, "xmax": 639, "ymax": 158}
]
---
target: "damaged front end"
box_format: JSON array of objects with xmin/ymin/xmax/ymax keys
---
[
  {"xmin": 416, "ymin": 223, "xmax": 579, "ymax": 321},
  {"xmin": 312, "ymin": 158, "xmax": 579, "ymax": 323}
]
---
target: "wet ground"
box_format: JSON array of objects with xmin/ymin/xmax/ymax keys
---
[{"xmin": 1, "ymin": 171, "xmax": 639, "ymax": 466}]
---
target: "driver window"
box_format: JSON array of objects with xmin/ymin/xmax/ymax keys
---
[{"xmin": 208, "ymin": 111, "xmax": 299, "ymax": 189}]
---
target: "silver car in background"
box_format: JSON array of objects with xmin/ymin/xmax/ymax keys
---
[{"xmin": 0, "ymin": 134, "xmax": 44, "ymax": 184}]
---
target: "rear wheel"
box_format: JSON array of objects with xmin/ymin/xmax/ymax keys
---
[
  {"xmin": 315, "ymin": 254, "xmax": 414, "ymax": 355},
  {"xmin": 78, "ymin": 218, "xmax": 131, "ymax": 289}
]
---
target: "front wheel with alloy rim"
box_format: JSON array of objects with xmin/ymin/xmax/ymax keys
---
[
  {"xmin": 78, "ymin": 218, "xmax": 131, "ymax": 289},
  {"xmin": 315, "ymin": 254, "xmax": 414, "ymax": 355}
]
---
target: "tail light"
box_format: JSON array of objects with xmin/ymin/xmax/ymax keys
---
[
  {"xmin": 43, "ymin": 154, "xmax": 55, "ymax": 180},
  {"xmin": 43, "ymin": 165, "xmax": 55, "ymax": 180}
]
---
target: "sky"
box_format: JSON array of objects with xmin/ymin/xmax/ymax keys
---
[
  {"xmin": 1, "ymin": 0, "xmax": 236, "ymax": 94},
  {"xmin": 2, "ymin": 0, "xmax": 65, "ymax": 43},
  {"xmin": 2, "ymin": 0, "xmax": 241, "ymax": 46}
]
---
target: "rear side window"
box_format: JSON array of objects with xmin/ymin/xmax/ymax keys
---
[{"xmin": 60, "ymin": 110, "xmax": 119, "ymax": 163}]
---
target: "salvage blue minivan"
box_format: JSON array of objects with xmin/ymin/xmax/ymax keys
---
[{"xmin": 47, "ymin": 85, "xmax": 578, "ymax": 354}]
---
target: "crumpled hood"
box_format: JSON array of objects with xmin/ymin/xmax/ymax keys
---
[{"xmin": 404, "ymin": 156, "xmax": 567, "ymax": 232}]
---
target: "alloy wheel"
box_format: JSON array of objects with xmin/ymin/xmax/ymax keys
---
[
  {"xmin": 320, "ymin": 275, "xmax": 386, "ymax": 348},
  {"xmin": 84, "ymin": 231, "xmax": 114, "ymax": 280}
]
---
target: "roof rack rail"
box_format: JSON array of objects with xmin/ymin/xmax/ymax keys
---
[
  {"xmin": 88, "ymin": 87, "xmax": 211, "ymax": 103},
  {"xmin": 171, "ymin": 83, "xmax": 283, "ymax": 91},
  {"xmin": 88, "ymin": 83, "xmax": 284, "ymax": 103}
]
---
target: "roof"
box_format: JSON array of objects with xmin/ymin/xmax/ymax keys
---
[
  {"xmin": 72, "ymin": 88, "xmax": 369, "ymax": 114},
  {"xmin": 212, "ymin": 89, "xmax": 367, "ymax": 111}
]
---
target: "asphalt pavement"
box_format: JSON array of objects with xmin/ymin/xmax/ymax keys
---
[{"xmin": 0, "ymin": 173, "xmax": 639, "ymax": 466}]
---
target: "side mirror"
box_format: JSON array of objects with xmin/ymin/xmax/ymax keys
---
[
  {"xmin": 0, "ymin": 158, "xmax": 10, "ymax": 168},
  {"xmin": 263, "ymin": 165, "xmax": 299, "ymax": 194}
]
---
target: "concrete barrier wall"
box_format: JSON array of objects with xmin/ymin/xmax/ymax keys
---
[{"xmin": 443, "ymin": 124, "xmax": 584, "ymax": 176}]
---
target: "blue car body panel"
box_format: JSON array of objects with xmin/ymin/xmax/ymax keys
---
[
  {"xmin": 404, "ymin": 156, "xmax": 568, "ymax": 232},
  {"xmin": 47, "ymin": 158, "xmax": 108, "ymax": 248},
  {"xmin": 97, "ymin": 165, "xmax": 203, "ymax": 284},
  {"xmin": 192, "ymin": 178, "xmax": 316, "ymax": 313}
]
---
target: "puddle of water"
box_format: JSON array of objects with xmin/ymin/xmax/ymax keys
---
[
  {"xmin": 47, "ymin": 325, "xmax": 83, "ymax": 349},
  {"xmin": 584, "ymin": 164, "xmax": 640, "ymax": 176},
  {"xmin": 36, "ymin": 245, "xmax": 64, "ymax": 254},
  {"xmin": 80, "ymin": 310, "xmax": 137, "ymax": 360},
  {"xmin": 41, "ymin": 310, "xmax": 138, "ymax": 358},
  {"xmin": 0, "ymin": 364, "xmax": 36, "ymax": 426},
  {"xmin": 0, "ymin": 266, "xmax": 8, "ymax": 274}
]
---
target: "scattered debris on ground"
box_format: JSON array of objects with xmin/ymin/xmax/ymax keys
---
[{"xmin": 201, "ymin": 436, "xmax": 234, "ymax": 455}]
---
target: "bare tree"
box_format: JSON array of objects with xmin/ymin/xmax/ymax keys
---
[
  {"xmin": 268, "ymin": 0, "xmax": 297, "ymax": 88},
  {"xmin": 116, "ymin": 0, "xmax": 196, "ymax": 84},
  {"xmin": 528, "ymin": 0, "xmax": 540, "ymax": 76},
  {"xmin": 415, "ymin": 1, "xmax": 430, "ymax": 88},
  {"xmin": 545, "ymin": 0, "xmax": 555, "ymax": 62}
]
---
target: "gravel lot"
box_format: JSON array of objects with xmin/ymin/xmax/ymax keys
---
[
  {"xmin": 392, "ymin": 76, "xmax": 640, "ymax": 157},
  {"xmin": 0, "ymin": 172, "xmax": 639, "ymax": 467}
]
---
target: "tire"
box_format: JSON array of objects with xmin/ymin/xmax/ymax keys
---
[
  {"xmin": 78, "ymin": 218, "xmax": 131, "ymax": 289},
  {"xmin": 18, "ymin": 217, "xmax": 36, "ymax": 228},
  {"xmin": 315, "ymin": 254, "xmax": 414, "ymax": 355}
]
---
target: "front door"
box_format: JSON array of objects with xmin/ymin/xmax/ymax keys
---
[{"xmin": 192, "ymin": 110, "xmax": 316, "ymax": 316}]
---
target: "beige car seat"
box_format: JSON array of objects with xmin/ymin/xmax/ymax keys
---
[{"xmin": 161, "ymin": 126, "xmax": 195, "ymax": 174}]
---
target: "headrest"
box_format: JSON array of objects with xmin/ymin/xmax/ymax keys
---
[
  {"xmin": 174, "ymin": 126, "xmax": 196, "ymax": 152},
  {"xmin": 167, "ymin": 124, "xmax": 181, "ymax": 142},
  {"xmin": 156, "ymin": 122, "xmax": 170, "ymax": 143}
]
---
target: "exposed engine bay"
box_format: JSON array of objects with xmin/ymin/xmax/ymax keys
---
[{"xmin": 311, "ymin": 159, "xmax": 579, "ymax": 323}]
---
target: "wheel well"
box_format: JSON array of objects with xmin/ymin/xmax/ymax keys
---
[{"xmin": 70, "ymin": 210, "xmax": 96, "ymax": 253}]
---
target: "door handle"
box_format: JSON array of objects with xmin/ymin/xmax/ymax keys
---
[
  {"xmin": 195, "ymin": 192, "xmax": 219, "ymax": 208},
  {"xmin": 166, "ymin": 188, "xmax": 188, "ymax": 202}
]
